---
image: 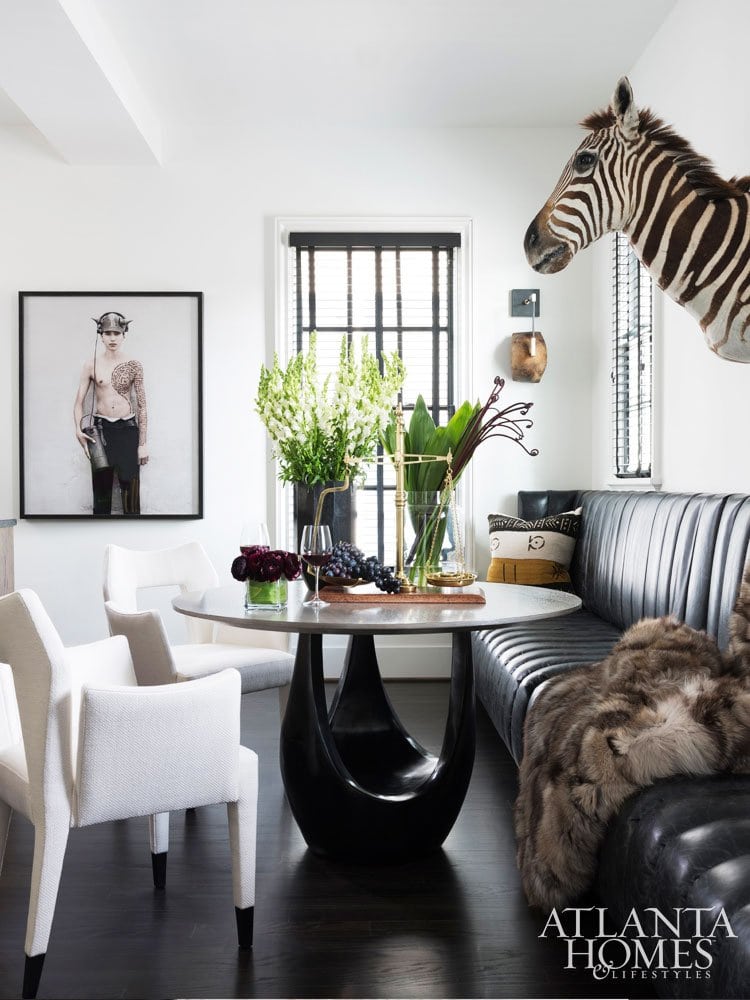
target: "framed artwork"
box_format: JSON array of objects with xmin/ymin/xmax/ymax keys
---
[{"xmin": 19, "ymin": 291, "xmax": 203, "ymax": 519}]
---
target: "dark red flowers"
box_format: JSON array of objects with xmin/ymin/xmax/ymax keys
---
[{"xmin": 231, "ymin": 545, "xmax": 301, "ymax": 583}]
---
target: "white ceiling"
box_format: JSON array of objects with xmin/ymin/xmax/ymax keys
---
[{"xmin": 0, "ymin": 0, "xmax": 677, "ymax": 163}]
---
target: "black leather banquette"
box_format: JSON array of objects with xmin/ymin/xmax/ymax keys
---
[{"xmin": 472, "ymin": 489, "xmax": 750, "ymax": 999}]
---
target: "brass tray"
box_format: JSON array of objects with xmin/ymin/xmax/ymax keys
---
[{"xmin": 424, "ymin": 571, "xmax": 478, "ymax": 588}]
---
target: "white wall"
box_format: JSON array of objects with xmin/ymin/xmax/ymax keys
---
[
  {"xmin": 591, "ymin": 0, "xmax": 750, "ymax": 492},
  {"xmin": 0, "ymin": 121, "xmax": 594, "ymax": 668}
]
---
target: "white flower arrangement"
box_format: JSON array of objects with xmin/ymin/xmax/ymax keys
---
[{"xmin": 256, "ymin": 334, "xmax": 405, "ymax": 485}]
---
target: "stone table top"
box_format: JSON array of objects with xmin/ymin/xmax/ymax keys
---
[{"xmin": 173, "ymin": 580, "xmax": 581, "ymax": 637}]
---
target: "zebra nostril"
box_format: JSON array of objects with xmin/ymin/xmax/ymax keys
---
[{"xmin": 525, "ymin": 220, "xmax": 539, "ymax": 250}]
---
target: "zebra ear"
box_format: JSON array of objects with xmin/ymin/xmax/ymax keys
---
[{"xmin": 611, "ymin": 76, "xmax": 639, "ymax": 141}]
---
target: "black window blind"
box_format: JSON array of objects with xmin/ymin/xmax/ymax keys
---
[
  {"xmin": 287, "ymin": 232, "xmax": 460, "ymax": 561},
  {"xmin": 611, "ymin": 232, "xmax": 653, "ymax": 479}
]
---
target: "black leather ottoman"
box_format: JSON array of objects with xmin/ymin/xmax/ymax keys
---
[{"xmin": 597, "ymin": 775, "xmax": 750, "ymax": 998}]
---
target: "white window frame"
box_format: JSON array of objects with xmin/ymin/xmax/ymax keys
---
[{"xmin": 608, "ymin": 233, "xmax": 662, "ymax": 490}]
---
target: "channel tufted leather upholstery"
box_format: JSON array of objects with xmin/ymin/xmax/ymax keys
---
[
  {"xmin": 474, "ymin": 490, "xmax": 750, "ymax": 762},
  {"xmin": 598, "ymin": 776, "xmax": 750, "ymax": 999},
  {"xmin": 474, "ymin": 610, "xmax": 620, "ymax": 763},
  {"xmin": 570, "ymin": 491, "xmax": 750, "ymax": 641},
  {"xmin": 474, "ymin": 489, "xmax": 750, "ymax": 997}
]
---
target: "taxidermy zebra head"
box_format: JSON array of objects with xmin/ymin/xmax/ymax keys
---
[{"xmin": 524, "ymin": 77, "xmax": 750, "ymax": 362}]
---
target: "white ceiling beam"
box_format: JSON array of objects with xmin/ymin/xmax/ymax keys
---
[{"xmin": 0, "ymin": 0, "xmax": 161, "ymax": 164}]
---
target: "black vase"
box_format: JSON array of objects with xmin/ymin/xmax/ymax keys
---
[{"xmin": 292, "ymin": 481, "xmax": 356, "ymax": 549}]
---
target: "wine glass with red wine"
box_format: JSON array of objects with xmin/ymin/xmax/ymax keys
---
[
  {"xmin": 300, "ymin": 524, "xmax": 333, "ymax": 608},
  {"xmin": 239, "ymin": 522, "xmax": 270, "ymax": 554}
]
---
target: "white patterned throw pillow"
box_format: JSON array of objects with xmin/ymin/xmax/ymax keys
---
[{"xmin": 487, "ymin": 508, "xmax": 582, "ymax": 586}]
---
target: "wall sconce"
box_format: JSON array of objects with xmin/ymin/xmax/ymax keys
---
[{"xmin": 510, "ymin": 289, "xmax": 547, "ymax": 383}]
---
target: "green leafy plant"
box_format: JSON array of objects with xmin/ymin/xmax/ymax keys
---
[
  {"xmin": 382, "ymin": 396, "xmax": 480, "ymax": 495},
  {"xmin": 383, "ymin": 377, "xmax": 538, "ymax": 491},
  {"xmin": 383, "ymin": 377, "xmax": 538, "ymax": 581},
  {"xmin": 256, "ymin": 333, "xmax": 405, "ymax": 485}
]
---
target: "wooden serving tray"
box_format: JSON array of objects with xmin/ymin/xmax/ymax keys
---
[{"xmin": 317, "ymin": 584, "xmax": 486, "ymax": 605}]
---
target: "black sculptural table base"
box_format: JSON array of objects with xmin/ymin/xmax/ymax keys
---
[{"xmin": 279, "ymin": 631, "xmax": 475, "ymax": 863}]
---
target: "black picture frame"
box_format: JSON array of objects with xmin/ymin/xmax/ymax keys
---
[{"xmin": 19, "ymin": 291, "xmax": 203, "ymax": 519}]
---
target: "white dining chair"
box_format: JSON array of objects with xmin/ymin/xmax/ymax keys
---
[
  {"xmin": 102, "ymin": 541, "xmax": 293, "ymax": 712},
  {"xmin": 0, "ymin": 589, "xmax": 258, "ymax": 1000}
]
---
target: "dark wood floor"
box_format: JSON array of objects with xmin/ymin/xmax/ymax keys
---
[{"xmin": 0, "ymin": 682, "xmax": 654, "ymax": 1000}]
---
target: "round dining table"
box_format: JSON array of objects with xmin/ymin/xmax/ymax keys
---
[{"xmin": 173, "ymin": 581, "xmax": 581, "ymax": 863}]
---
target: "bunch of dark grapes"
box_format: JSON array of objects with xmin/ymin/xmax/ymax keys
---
[{"xmin": 323, "ymin": 541, "xmax": 402, "ymax": 594}]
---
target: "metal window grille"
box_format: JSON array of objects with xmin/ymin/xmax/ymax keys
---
[
  {"xmin": 611, "ymin": 232, "xmax": 653, "ymax": 478},
  {"xmin": 287, "ymin": 232, "xmax": 460, "ymax": 562}
]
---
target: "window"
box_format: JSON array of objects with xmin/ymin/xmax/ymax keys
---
[
  {"xmin": 286, "ymin": 231, "xmax": 461, "ymax": 562},
  {"xmin": 611, "ymin": 232, "xmax": 653, "ymax": 479}
]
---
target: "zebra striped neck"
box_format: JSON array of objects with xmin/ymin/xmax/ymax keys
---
[{"xmin": 624, "ymin": 147, "xmax": 750, "ymax": 362}]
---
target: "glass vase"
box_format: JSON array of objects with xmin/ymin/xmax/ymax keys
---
[
  {"xmin": 245, "ymin": 577, "xmax": 288, "ymax": 611},
  {"xmin": 405, "ymin": 491, "xmax": 447, "ymax": 587},
  {"xmin": 405, "ymin": 492, "xmax": 466, "ymax": 587}
]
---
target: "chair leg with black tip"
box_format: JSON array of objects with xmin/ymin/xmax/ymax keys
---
[
  {"xmin": 151, "ymin": 851, "xmax": 167, "ymax": 889},
  {"xmin": 148, "ymin": 812, "xmax": 169, "ymax": 888},
  {"xmin": 235, "ymin": 906, "xmax": 254, "ymax": 950},
  {"xmin": 23, "ymin": 953, "xmax": 45, "ymax": 1000},
  {"xmin": 227, "ymin": 750, "xmax": 258, "ymax": 954},
  {"xmin": 22, "ymin": 822, "xmax": 69, "ymax": 1000}
]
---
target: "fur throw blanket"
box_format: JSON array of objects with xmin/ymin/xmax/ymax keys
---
[{"xmin": 515, "ymin": 567, "xmax": 750, "ymax": 911}]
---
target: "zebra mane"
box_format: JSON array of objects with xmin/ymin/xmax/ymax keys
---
[{"xmin": 580, "ymin": 107, "xmax": 750, "ymax": 200}]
